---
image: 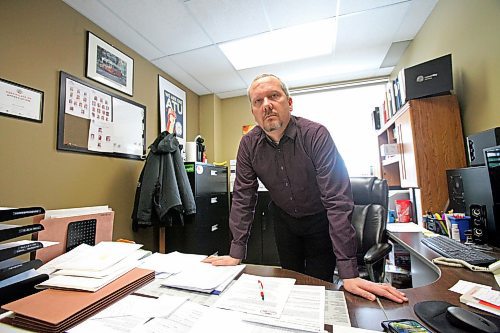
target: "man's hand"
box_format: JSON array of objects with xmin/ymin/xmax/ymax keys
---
[
  {"xmin": 343, "ymin": 277, "xmax": 408, "ymax": 303},
  {"xmin": 202, "ymin": 255, "xmax": 241, "ymax": 266}
]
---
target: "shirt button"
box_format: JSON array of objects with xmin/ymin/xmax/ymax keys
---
[
  {"xmin": 290, "ymin": 197, "xmax": 293, "ymax": 201},
  {"xmin": 285, "ymin": 182, "xmax": 289, "ymax": 187},
  {"xmin": 280, "ymin": 166, "xmax": 284, "ymax": 170},
  {"xmin": 294, "ymin": 209, "xmax": 298, "ymax": 213}
]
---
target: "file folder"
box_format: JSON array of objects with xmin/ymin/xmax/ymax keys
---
[
  {"xmin": 32, "ymin": 211, "xmax": 114, "ymax": 264},
  {"xmin": 2, "ymin": 268, "xmax": 154, "ymax": 333}
]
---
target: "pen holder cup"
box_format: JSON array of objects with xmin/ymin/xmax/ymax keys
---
[
  {"xmin": 448, "ymin": 216, "xmax": 471, "ymax": 242},
  {"xmin": 425, "ymin": 217, "xmax": 448, "ymax": 236}
]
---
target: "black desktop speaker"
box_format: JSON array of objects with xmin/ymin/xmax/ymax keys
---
[
  {"xmin": 467, "ymin": 127, "xmax": 500, "ymax": 166},
  {"xmin": 470, "ymin": 204, "xmax": 487, "ymax": 245},
  {"xmin": 446, "ymin": 166, "xmax": 499, "ymax": 246}
]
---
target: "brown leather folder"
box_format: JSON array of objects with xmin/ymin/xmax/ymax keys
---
[
  {"xmin": 2, "ymin": 267, "xmax": 154, "ymax": 333},
  {"xmin": 32, "ymin": 211, "xmax": 114, "ymax": 264}
]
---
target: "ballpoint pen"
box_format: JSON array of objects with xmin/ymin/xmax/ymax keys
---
[{"xmin": 258, "ymin": 279, "xmax": 265, "ymax": 301}]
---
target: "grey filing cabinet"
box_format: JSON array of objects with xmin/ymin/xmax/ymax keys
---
[{"xmin": 164, "ymin": 162, "xmax": 230, "ymax": 255}]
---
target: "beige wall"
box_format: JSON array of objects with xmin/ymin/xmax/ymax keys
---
[
  {"xmin": 392, "ymin": 0, "xmax": 500, "ymax": 136},
  {"xmin": 0, "ymin": 0, "xmax": 199, "ymax": 251},
  {"xmin": 220, "ymin": 96, "xmax": 253, "ymax": 163}
]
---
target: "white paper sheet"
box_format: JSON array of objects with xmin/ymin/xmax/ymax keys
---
[
  {"xmin": 162, "ymin": 262, "xmax": 245, "ymax": 293},
  {"xmin": 214, "ymin": 274, "xmax": 295, "ymax": 318},
  {"xmin": 243, "ymin": 284, "xmax": 325, "ymax": 332},
  {"xmin": 138, "ymin": 251, "xmax": 207, "ymax": 274},
  {"xmin": 324, "ymin": 290, "xmax": 351, "ymax": 326}
]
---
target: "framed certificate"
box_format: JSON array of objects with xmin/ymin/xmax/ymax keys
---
[{"xmin": 0, "ymin": 78, "xmax": 44, "ymax": 123}]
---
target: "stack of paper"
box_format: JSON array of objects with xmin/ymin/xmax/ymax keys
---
[
  {"xmin": 35, "ymin": 242, "xmax": 149, "ymax": 292},
  {"xmin": 460, "ymin": 285, "xmax": 500, "ymax": 316},
  {"xmin": 138, "ymin": 251, "xmax": 207, "ymax": 276},
  {"xmin": 161, "ymin": 260, "xmax": 246, "ymax": 294}
]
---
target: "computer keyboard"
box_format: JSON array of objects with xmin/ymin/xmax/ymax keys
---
[{"xmin": 421, "ymin": 235, "xmax": 497, "ymax": 266}]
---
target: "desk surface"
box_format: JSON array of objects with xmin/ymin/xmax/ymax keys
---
[
  {"xmin": 260, "ymin": 231, "xmax": 498, "ymax": 332},
  {"xmin": 2, "ymin": 234, "xmax": 498, "ymax": 332}
]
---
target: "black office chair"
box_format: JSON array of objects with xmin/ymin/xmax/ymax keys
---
[{"xmin": 349, "ymin": 176, "xmax": 391, "ymax": 283}]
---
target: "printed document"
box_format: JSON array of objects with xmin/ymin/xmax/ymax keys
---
[
  {"xmin": 243, "ymin": 284, "xmax": 325, "ymax": 332},
  {"xmin": 214, "ymin": 273, "xmax": 295, "ymax": 318},
  {"xmin": 324, "ymin": 290, "xmax": 351, "ymax": 326},
  {"xmin": 68, "ymin": 294, "xmax": 187, "ymax": 333}
]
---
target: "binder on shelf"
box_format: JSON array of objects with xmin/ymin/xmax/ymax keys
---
[
  {"xmin": 0, "ymin": 207, "xmax": 45, "ymax": 223},
  {"xmin": 0, "ymin": 241, "xmax": 43, "ymax": 261},
  {"xmin": 32, "ymin": 210, "xmax": 114, "ymax": 264},
  {"xmin": 0, "ymin": 223, "xmax": 44, "ymax": 242},
  {"xmin": 0, "ymin": 272, "xmax": 49, "ymax": 306},
  {"xmin": 0, "ymin": 258, "xmax": 43, "ymax": 281}
]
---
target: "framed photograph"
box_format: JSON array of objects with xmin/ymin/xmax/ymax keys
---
[
  {"xmin": 158, "ymin": 75, "xmax": 186, "ymax": 146},
  {"xmin": 86, "ymin": 31, "xmax": 134, "ymax": 96},
  {"xmin": 0, "ymin": 78, "xmax": 44, "ymax": 123}
]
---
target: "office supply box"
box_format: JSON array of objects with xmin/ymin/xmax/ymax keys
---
[{"xmin": 404, "ymin": 54, "xmax": 453, "ymax": 100}]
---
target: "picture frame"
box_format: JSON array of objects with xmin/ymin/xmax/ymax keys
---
[
  {"xmin": 0, "ymin": 78, "xmax": 44, "ymax": 123},
  {"xmin": 86, "ymin": 31, "xmax": 134, "ymax": 96},
  {"xmin": 158, "ymin": 75, "xmax": 186, "ymax": 147}
]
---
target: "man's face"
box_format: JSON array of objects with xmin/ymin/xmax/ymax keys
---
[{"xmin": 248, "ymin": 76, "xmax": 293, "ymax": 134}]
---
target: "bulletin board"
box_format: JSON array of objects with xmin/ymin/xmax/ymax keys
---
[{"xmin": 57, "ymin": 71, "xmax": 146, "ymax": 160}]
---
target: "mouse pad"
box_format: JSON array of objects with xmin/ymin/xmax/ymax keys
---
[{"xmin": 414, "ymin": 301, "xmax": 500, "ymax": 333}]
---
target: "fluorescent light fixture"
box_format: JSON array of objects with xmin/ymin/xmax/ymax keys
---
[{"xmin": 219, "ymin": 18, "xmax": 335, "ymax": 70}]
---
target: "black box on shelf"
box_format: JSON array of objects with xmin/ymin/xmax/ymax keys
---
[{"xmin": 404, "ymin": 54, "xmax": 453, "ymax": 100}]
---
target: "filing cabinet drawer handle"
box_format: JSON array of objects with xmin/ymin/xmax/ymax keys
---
[
  {"xmin": 211, "ymin": 170, "xmax": 218, "ymax": 176},
  {"xmin": 210, "ymin": 197, "xmax": 218, "ymax": 204},
  {"xmin": 211, "ymin": 224, "xmax": 219, "ymax": 232}
]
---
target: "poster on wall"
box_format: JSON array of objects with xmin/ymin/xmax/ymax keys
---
[{"xmin": 158, "ymin": 75, "xmax": 186, "ymax": 148}]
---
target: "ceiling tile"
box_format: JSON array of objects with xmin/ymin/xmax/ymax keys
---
[
  {"xmin": 63, "ymin": 0, "xmax": 164, "ymax": 60},
  {"xmin": 338, "ymin": 0, "xmax": 404, "ymax": 16},
  {"xmin": 170, "ymin": 45, "xmax": 247, "ymax": 93},
  {"xmin": 98, "ymin": 0, "xmax": 212, "ymax": 56},
  {"xmin": 335, "ymin": 1, "xmax": 411, "ymax": 52},
  {"xmin": 152, "ymin": 57, "xmax": 211, "ymax": 96},
  {"xmin": 185, "ymin": 0, "xmax": 269, "ymax": 43},
  {"xmin": 262, "ymin": 0, "xmax": 338, "ymax": 30},
  {"xmin": 392, "ymin": 0, "xmax": 438, "ymax": 41}
]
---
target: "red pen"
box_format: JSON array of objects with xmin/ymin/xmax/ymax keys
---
[{"xmin": 258, "ymin": 280, "xmax": 264, "ymax": 301}]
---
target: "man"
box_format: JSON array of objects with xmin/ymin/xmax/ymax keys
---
[{"xmin": 205, "ymin": 74, "xmax": 407, "ymax": 303}]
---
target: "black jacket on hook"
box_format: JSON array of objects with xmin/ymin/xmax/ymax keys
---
[{"xmin": 132, "ymin": 132, "xmax": 196, "ymax": 231}]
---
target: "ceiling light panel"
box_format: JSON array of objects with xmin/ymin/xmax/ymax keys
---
[{"xmin": 219, "ymin": 18, "xmax": 336, "ymax": 70}]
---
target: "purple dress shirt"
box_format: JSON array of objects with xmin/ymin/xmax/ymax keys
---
[{"xmin": 230, "ymin": 116, "xmax": 359, "ymax": 279}]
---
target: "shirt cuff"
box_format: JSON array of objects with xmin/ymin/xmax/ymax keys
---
[
  {"xmin": 336, "ymin": 258, "xmax": 359, "ymax": 279},
  {"xmin": 229, "ymin": 242, "xmax": 246, "ymax": 260}
]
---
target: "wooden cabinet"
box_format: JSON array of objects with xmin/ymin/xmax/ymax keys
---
[{"xmin": 377, "ymin": 95, "xmax": 466, "ymax": 213}]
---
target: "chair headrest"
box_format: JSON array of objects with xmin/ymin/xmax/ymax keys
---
[{"xmin": 350, "ymin": 177, "xmax": 388, "ymax": 208}]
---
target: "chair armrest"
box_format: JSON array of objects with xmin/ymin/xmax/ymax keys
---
[{"xmin": 364, "ymin": 243, "xmax": 392, "ymax": 264}]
